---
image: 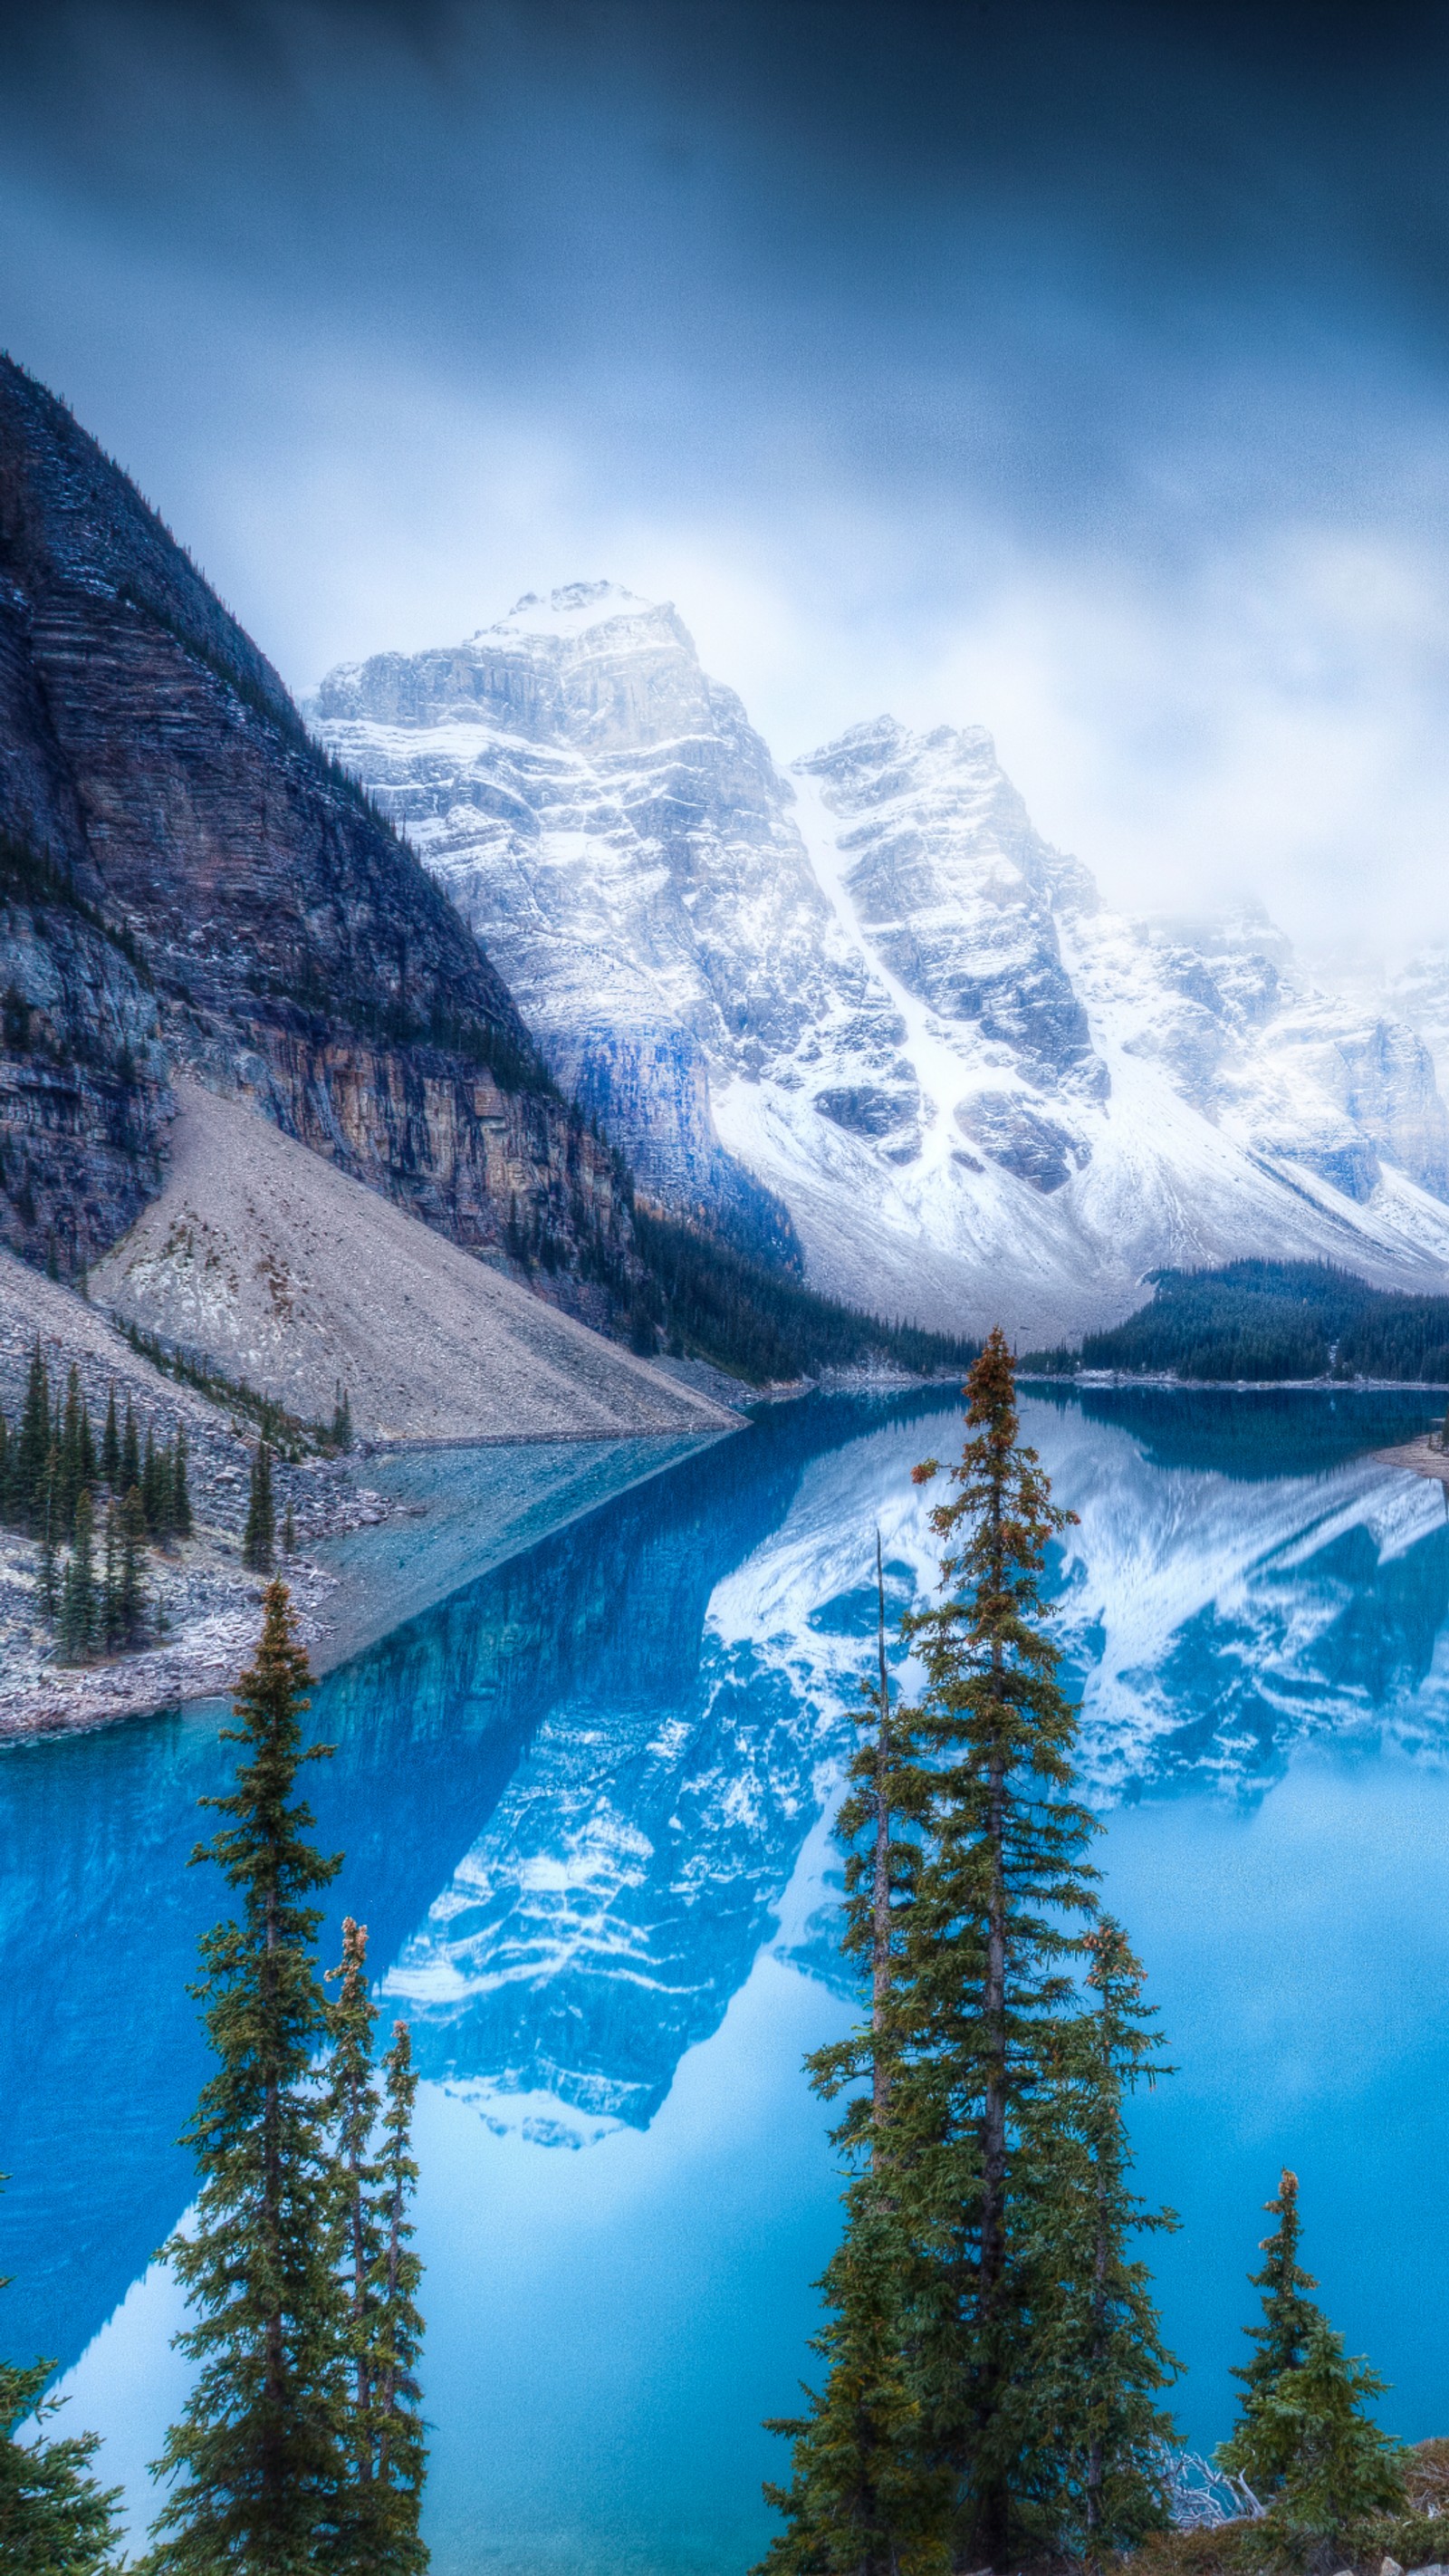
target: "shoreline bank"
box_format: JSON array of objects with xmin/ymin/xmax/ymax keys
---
[
  {"xmin": 0, "ymin": 1425, "xmax": 737, "ymax": 1743},
  {"xmin": 1374, "ymin": 1435, "xmax": 1449, "ymax": 1486}
]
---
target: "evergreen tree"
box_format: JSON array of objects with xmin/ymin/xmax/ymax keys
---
[
  {"xmin": 1220, "ymin": 2167, "xmax": 1330, "ymax": 2494},
  {"xmin": 142, "ymin": 1426, "xmax": 167, "ymax": 1535},
  {"xmin": 18, "ymin": 1338, "xmax": 51, "ymax": 1530},
  {"xmin": 759, "ymin": 1536, "xmax": 946, "ymax": 2576},
  {"xmin": 59, "ymin": 1489, "xmax": 98, "ymax": 1665},
  {"xmin": 101, "ymin": 1498, "xmax": 120, "ymax": 1652},
  {"xmin": 242, "ymin": 1441, "xmax": 275, "ymax": 1574},
  {"xmin": 172, "ymin": 1420, "xmax": 193, "ymax": 1539},
  {"xmin": 147, "ymin": 1581, "xmax": 348, "ymax": 2574},
  {"xmin": 1, "ymin": 2189, "xmax": 121, "ymax": 2574},
  {"xmin": 322, "ymin": 1921, "xmax": 429, "ymax": 2576},
  {"xmin": 327, "ymin": 1916, "xmax": 384, "ymax": 2552},
  {"xmin": 1252, "ymin": 2321, "xmax": 1406, "ymax": 2545},
  {"xmin": 370, "ymin": 2022, "xmax": 427, "ymax": 2571},
  {"xmin": 118, "ymin": 1487, "xmax": 148, "ymax": 1648},
  {"xmin": 101, "ymin": 1386, "xmax": 120, "ymax": 1492},
  {"xmin": 283, "ymin": 1502, "xmax": 297, "ymax": 1555},
  {"xmin": 898, "ymin": 1327, "xmax": 1099, "ymax": 2567},
  {"xmin": 37, "ymin": 1451, "xmax": 60, "ymax": 1622},
  {"xmin": 59, "ymin": 1365, "xmax": 83, "ymax": 1528},
  {"xmin": 120, "ymin": 1396, "xmax": 140, "ymax": 1501},
  {"xmin": 0, "ymin": 1408, "xmax": 9, "ymax": 1524},
  {"xmin": 79, "ymin": 1390, "xmax": 96, "ymax": 1501},
  {"xmin": 331, "ymin": 1385, "xmax": 353, "ymax": 1450},
  {"xmin": 1025, "ymin": 1920, "xmax": 1178, "ymax": 2556},
  {"xmin": 763, "ymin": 1343, "xmax": 1172, "ymax": 2573}
]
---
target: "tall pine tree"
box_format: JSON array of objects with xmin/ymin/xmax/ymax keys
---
[
  {"xmin": 759, "ymin": 1536, "xmax": 946, "ymax": 2576},
  {"xmin": 118, "ymin": 1486, "xmax": 149, "ymax": 1648},
  {"xmin": 148, "ymin": 1581, "xmax": 349, "ymax": 2574},
  {"xmin": 242, "ymin": 1441, "xmax": 276, "ymax": 1574},
  {"xmin": 327, "ymin": 1916, "xmax": 385, "ymax": 2565},
  {"xmin": 18, "ymin": 1338, "xmax": 51, "ymax": 1531},
  {"xmin": 1220, "ymin": 2168, "xmax": 1328, "ymax": 2494},
  {"xmin": 172, "ymin": 1420, "xmax": 193, "ymax": 1539},
  {"xmin": 120, "ymin": 1397, "xmax": 139, "ymax": 1502},
  {"xmin": 1234, "ymin": 2172, "xmax": 1319, "ymax": 2402},
  {"xmin": 59, "ymin": 1489, "xmax": 99, "ymax": 1665},
  {"xmin": 101, "ymin": 1386, "xmax": 120, "ymax": 1492},
  {"xmin": 764, "ymin": 1337, "xmax": 1176, "ymax": 2574},
  {"xmin": 371, "ymin": 2022, "xmax": 427, "ymax": 2572},
  {"xmin": 324, "ymin": 1922, "xmax": 428, "ymax": 2574},
  {"xmin": 37, "ymin": 1448, "xmax": 60, "ymax": 1621},
  {"xmin": 900, "ymin": 1327, "xmax": 1099, "ymax": 2567}
]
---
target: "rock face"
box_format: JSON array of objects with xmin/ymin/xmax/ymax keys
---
[
  {"xmin": 312, "ymin": 582, "xmax": 883, "ymax": 1266},
  {"xmin": 0, "ymin": 366, "xmax": 635, "ymax": 1309},
  {"xmin": 314, "ymin": 586, "xmax": 1449, "ymax": 1339}
]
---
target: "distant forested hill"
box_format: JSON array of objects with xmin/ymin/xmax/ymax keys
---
[{"xmin": 1024, "ymin": 1261, "xmax": 1449, "ymax": 1383}]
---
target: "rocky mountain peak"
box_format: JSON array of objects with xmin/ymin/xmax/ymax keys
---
[
  {"xmin": 314, "ymin": 582, "xmax": 1449, "ymax": 1340},
  {"xmin": 494, "ymin": 580, "xmax": 655, "ymax": 636},
  {"xmin": 315, "ymin": 579, "xmax": 733, "ymax": 760}
]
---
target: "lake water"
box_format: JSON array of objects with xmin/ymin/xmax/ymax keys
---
[{"xmin": 6, "ymin": 1385, "xmax": 1449, "ymax": 2573}]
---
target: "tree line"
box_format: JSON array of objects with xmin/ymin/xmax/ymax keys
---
[
  {"xmin": 1026, "ymin": 1260, "xmax": 1449, "ymax": 1384},
  {"xmin": 631, "ymin": 1205, "xmax": 978, "ymax": 1385},
  {"xmin": 0, "ymin": 1340, "xmax": 192, "ymax": 1661},
  {"xmin": 759, "ymin": 1334, "xmax": 1411, "ymax": 2575},
  {"xmin": 2, "ymin": 1583, "xmax": 427, "ymax": 2571}
]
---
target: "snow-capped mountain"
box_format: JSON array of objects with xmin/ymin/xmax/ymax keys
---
[{"xmin": 313, "ymin": 583, "xmax": 1449, "ymax": 1337}]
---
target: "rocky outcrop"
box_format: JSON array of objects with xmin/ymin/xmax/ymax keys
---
[
  {"xmin": 314, "ymin": 585, "xmax": 1449, "ymax": 1340},
  {"xmin": 0, "ymin": 364, "xmax": 637, "ymax": 1307},
  {"xmin": 0, "ymin": 843, "xmax": 169, "ymax": 1270}
]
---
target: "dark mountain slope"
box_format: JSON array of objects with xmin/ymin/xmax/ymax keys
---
[
  {"xmin": 0, "ymin": 356, "xmax": 632, "ymax": 1302},
  {"xmin": 1025, "ymin": 1259, "xmax": 1449, "ymax": 1382}
]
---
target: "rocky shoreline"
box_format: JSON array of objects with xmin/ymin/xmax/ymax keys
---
[
  {"xmin": 0, "ymin": 1248, "xmax": 405, "ymax": 1739},
  {"xmin": 0, "ymin": 1447, "xmax": 396, "ymax": 1740},
  {"xmin": 1374, "ymin": 1434, "xmax": 1449, "ymax": 1486}
]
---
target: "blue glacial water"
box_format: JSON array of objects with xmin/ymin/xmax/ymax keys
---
[{"xmin": 6, "ymin": 1385, "xmax": 1449, "ymax": 2573}]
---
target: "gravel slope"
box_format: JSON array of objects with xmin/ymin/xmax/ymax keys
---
[{"xmin": 91, "ymin": 1081, "xmax": 740, "ymax": 1442}]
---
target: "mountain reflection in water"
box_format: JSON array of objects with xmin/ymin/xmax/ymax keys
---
[{"xmin": 5, "ymin": 1386, "xmax": 1449, "ymax": 2567}]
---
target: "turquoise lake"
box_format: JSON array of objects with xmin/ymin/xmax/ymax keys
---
[{"xmin": 6, "ymin": 1384, "xmax": 1449, "ymax": 2573}]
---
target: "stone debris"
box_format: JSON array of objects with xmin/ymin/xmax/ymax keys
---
[
  {"xmin": 0, "ymin": 1246, "xmax": 392, "ymax": 1737},
  {"xmin": 91, "ymin": 1080, "xmax": 740, "ymax": 1443}
]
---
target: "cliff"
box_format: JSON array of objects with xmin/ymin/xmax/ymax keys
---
[{"xmin": 0, "ymin": 360, "xmax": 635, "ymax": 1312}]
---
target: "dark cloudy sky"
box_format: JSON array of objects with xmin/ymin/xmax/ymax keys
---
[{"xmin": 2, "ymin": 0, "xmax": 1448, "ymax": 952}]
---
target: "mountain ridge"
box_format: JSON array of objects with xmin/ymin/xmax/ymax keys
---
[{"xmin": 314, "ymin": 582, "xmax": 1449, "ymax": 1339}]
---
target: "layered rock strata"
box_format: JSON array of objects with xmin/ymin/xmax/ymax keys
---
[{"xmin": 0, "ymin": 364, "xmax": 634, "ymax": 1311}]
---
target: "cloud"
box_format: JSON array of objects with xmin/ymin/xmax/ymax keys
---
[{"xmin": 1, "ymin": 1, "xmax": 1448, "ymax": 962}]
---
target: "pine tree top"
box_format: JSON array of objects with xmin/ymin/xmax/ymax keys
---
[{"xmin": 200, "ymin": 1581, "xmax": 338, "ymax": 1918}]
